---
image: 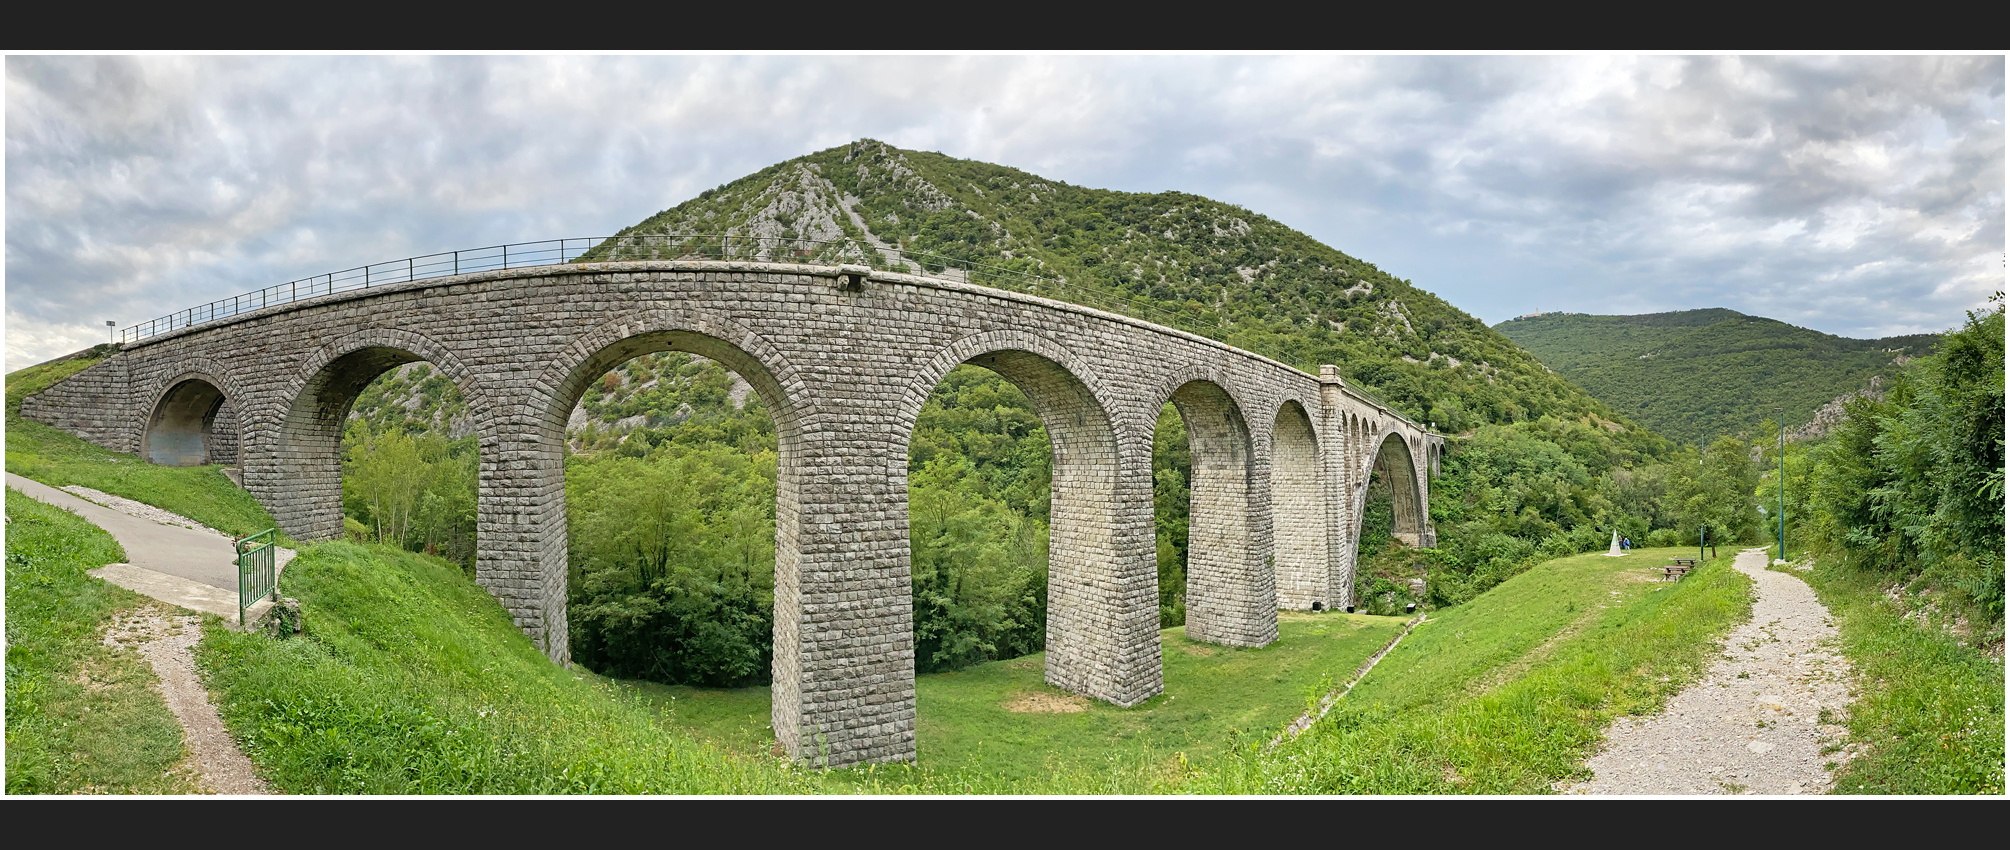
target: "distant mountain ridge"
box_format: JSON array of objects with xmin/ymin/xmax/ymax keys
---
[{"xmin": 1495, "ymin": 308, "xmax": 1938, "ymax": 445}]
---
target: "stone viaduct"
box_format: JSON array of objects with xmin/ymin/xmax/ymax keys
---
[{"xmin": 22, "ymin": 259, "xmax": 1442, "ymax": 767}]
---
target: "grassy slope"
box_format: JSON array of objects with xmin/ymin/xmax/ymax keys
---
[
  {"xmin": 1182, "ymin": 547, "xmax": 1753, "ymax": 793},
  {"xmin": 198, "ymin": 541, "xmax": 821, "ymax": 794},
  {"xmin": 615, "ymin": 612, "xmax": 1408, "ymax": 782},
  {"xmin": 1495, "ymin": 309, "xmax": 1939, "ymax": 444},
  {"xmin": 21, "ymin": 471, "xmax": 1759, "ymax": 795},
  {"xmin": 4, "ymin": 490, "xmax": 199, "ymax": 794},
  {"xmin": 1787, "ymin": 559, "xmax": 2005, "ymax": 795},
  {"xmin": 7, "ymin": 354, "xmax": 284, "ymax": 541}
]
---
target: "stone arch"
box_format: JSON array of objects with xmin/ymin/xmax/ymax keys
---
[
  {"xmin": 1359, "ymin": 431, "xmax": 1427, "ymax": 549},
  {"xmin": 140, "ymin": 373, "xmax": 232, "ymax": 467},
  {"xmin": 520, "ymin": 306, "xmax": 811, "ymax": 728},
  {"xmin": 889, "ymin": 329, "xmax": 1117, "ymax": 486},
  {"xmin": 895, "ymin": 329, "xmax": 1156, "ymax": 705},
  {"xmin": 1159, "ymin": 374, "xmax": 1274, "ymax": 648},
  {"xmin": 1271, "ymin": 399, "xmax": 1328, "ymax": 610},
  {"xmin": 261, "ymin": 328, "xmax": 489, "ymax": 543},
  {"xmin": 133, "ymin": 356, "xmax": 253, "ymax": 466}
]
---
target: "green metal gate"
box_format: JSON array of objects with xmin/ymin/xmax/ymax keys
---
[{"xmin": 236, "ymin": 529, "xmax": 277, "ymax": 626}]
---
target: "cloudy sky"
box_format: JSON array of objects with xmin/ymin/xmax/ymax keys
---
[{"xmin": 5, "ymin": 54, "xmax": 2003, "ymax": 371}]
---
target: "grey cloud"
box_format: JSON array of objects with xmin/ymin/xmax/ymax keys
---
[{"xmin": 6, "ymin": 55, "xmax": 2001, "ymax": 370}]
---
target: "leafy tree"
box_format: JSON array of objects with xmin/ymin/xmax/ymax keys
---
[{"xmin": 1803, "ymin": 300, "xmax": 2004, "ymax": 627}]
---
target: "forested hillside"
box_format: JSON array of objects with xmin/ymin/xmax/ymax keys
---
[{"xmin": 1496, "ymin": 309, "xmax": 1938, "ymax": 445}]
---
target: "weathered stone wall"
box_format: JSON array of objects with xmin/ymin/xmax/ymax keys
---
[
  {"xmin": 1169, "ymin": 379, "xmax": 1276, "ymax": 647},
  {"xmin": 1271, "ymin": 401, "xmax": 1325, "ymax": 609},
  {"xmin": 20, "ymin": 259, "xmax": 1441, "ymax": 767},
  {"xmin": 209, "ymin": 398, "xmax": 240, "ymax": 465}
]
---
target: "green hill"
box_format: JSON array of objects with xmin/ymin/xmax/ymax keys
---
[
  {"xmin": 1494, "ymin": 309, "xmax": 1937, "ymax": 445},
  {"xmin": 585, "ymin": 139, "xmax": 1638, "ymax": 436}
]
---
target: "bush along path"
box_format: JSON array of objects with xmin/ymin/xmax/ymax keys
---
[{"xmin": 1563, "ymin": 548, "xmax": 1855, "ymax": 795}]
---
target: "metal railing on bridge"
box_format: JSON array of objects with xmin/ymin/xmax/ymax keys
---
[{"xmin": 118, "ymin": 233, "xmax": 1409, "ymax": 424}]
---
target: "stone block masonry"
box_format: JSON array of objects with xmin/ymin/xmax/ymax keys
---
[{"xmin": 21, "ymin": 260, "xmax": 1441, "ymax": 767}]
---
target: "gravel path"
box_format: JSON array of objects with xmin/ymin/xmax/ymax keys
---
[
  {"xmin": 63, "ymin": 485, "xmax": 232, "ymax": 538},
  {"xmin": 103, "ymin": 607, "xmax": 271, "ymax": 795},
  {"xmin": 1562, "ymin": 547, "xmax": 1855, "ymax": 795}
]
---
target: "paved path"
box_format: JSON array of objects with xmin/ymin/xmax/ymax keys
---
[
  {"xmin": 1562, "ymin": 547, "xmax": 1855, "ymax": 795},
  {"xmin": 6, "ymin": 473, "xmax": 286, "ymax": 624}
]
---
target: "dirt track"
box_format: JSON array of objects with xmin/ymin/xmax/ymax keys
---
[{"xmin": 1562, "ymin": 548, "xmax": 1855, "ymax": 795}]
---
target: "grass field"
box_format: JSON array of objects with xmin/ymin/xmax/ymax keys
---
[
  {"xmin": 1787, "ymin": 557, "xmax": 2005, "ymax": 795},
  {"xmin": 609, "ymin": 611, "xmax": 1409, "ymax": 782},
  {"xmin": 4, "ymin": 489, "xmax": 200, "ymax": 794}
]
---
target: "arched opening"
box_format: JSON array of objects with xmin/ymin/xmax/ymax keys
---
[
  {"xmin": 540, "ymin": 330, "xmax": 796, "ymax": 750},
  {"xmin": 1271, "ymin": 400, "xmax": 1328, "ymax": 610},
  {"xmin": 278, "ymin": 345, "xmax": 460, "ymax": 542},
  {"xmin": 904, "ymin": 363, "xmax": 1051, "ymax": 676},
  {"xmin": 1353, "ymin": 432, "xmax": 1428, "ymax": 616},
  {"xmin": 338, "ymin": 360, "xmax": 480, "ymax": 572},
  {"xmin": 142, "ymin": 377, "xmax": 236, "ymax": 467},
  {"xmin": 922, "ymin": 349, "xmax": 1124, "ymax": 700},
  {"xmin": 1165, "ymin": 380, "xmax": 1273, "ymax": 648},
  {"xmin": 561, "ymin": 346, "xmax": 782, "ymax": 688}
]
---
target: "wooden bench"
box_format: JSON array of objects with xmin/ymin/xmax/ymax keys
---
[{"xmin": 1662, "ymin": 563, "xmax": 1695, "ymax": 580}]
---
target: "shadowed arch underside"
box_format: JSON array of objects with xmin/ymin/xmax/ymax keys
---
[
  {"xmin": 142, "ymin": 376, "xmax": 233, "ymax": 467},
  {"xmin": 960, "ymin": 349, "xmax": 1159, "ymax": 705},
  {"xmin": 272, "ymin": 347, "xmax": 431, "ymax": 542},
  {"xmin": 1170, "ymin": 380, "xmax": 1275, "ymax": 648},
  {"xmin": 1271, "ymin": 400, "xmax": 1327, "ymax": 610},
  {"xmin": 1367, "ymin": 433, "xmax": 1427, "ymax": 548}
]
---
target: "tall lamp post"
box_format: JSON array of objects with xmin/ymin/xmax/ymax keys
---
[
  {"xmin": 1699, "ymin": 435, "xmax": 1707, "ymax": 563},
  {"xmin": 105, "ymin": 320, "xmax": 116, "ymax": 344}
]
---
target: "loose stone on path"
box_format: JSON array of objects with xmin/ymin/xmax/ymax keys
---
[{"xmin": 1561, "ymin": 548, "xmax": 1855, "ymax": 795}]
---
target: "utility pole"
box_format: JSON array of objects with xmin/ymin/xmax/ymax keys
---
[
  {"xmin": 105, "ymin": 320, "xmax": 116, "ymax": 344},
  {"xmin": 1777, "ymin": 414, "xmax": 1787, "ymax": 563}
]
